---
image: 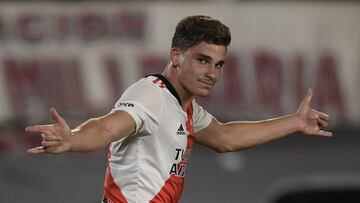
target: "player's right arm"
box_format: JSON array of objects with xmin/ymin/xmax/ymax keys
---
[{"xmin": 25, "ymin": 107, "xmax": 135, "ymax": 154}]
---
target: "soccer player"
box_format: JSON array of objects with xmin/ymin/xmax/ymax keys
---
[{"xmin": 25, "ymin": 15, "xmax": 332, "ymax": 203}]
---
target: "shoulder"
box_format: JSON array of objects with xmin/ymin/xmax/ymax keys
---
[
  {"xmin": 192, "ymin": 100, "xmax": 214, "ymax": 133},
  {"xmin": 126, "ymin": 76, "xmax": 161, "ymax": 94},
  {"xmin": 114, "ymin": 76, "xmax": 165, "ymax": 110},
  {"xmin": 112, "ymin": 76, "xmax": 165, "ymax": 135},
  {"xmin": 122, "ymin": 76, "xmax": 165, "ymax": 99}
]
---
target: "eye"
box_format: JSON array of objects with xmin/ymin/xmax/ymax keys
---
[
  {"xmin": 198, "ymin": 58, "xmax": 208, "ymax": 64},
  {"xmin": 215, "ymin": 63, "xmax": 225, "ymax": 69}
]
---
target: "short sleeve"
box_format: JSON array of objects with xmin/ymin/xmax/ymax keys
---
[
  {"xmin": 192, "ymin": 100, "xmax": 213, "ymax": 133},
  {"xmin": 112, "ymin": 78, "xmax": 162, "ymax": 137}
]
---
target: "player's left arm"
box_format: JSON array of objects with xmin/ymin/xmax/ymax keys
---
[{"xmin": 195, "ymin": 89, "xmax": 332, "ymax": 153}]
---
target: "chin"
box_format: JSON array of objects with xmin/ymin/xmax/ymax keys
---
[{"xmin": 194, "ymin": 89, "xmax": 211, "ymax": 97}]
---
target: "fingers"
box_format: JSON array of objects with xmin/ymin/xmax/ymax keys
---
[
  {"xmin": 317, "ymin": 130, "xmax": 333, "ymax": 137},
  {"xmin": 41, "ymin": 133, "xmax": 63, "ymax": 147},
  {"xmin": 25, "ymin": 108, "xmax": 68, "ymax": 154},
  {"xmin": 50, "ymin": 107, "xmax": 66, "ymax": 126},
  {"xmin": 315, "ymin": 112, "xmax": 331, "ymax": 135},
  {"xmin": 315, "ymin": 110, "xmax": 330, "ymax": 122},
  {"xmin": 25, "ymin": 108, "xmax": 69, "ymax": 135},
  {"xmin": 25, "ymin": 108, "xmax": 67, "ymax": 133},
  {"xmin": 27, "ymin": 133, "xmax": 63, "ymax": 154},
  {"xmin": 42, "ymin": 140, "xmax": 62, "ymax": 148},
  {"xmin": 25, "ymin": 125, "xmax": 61, "ymax": 142},
  {"xmin": 25, "ymin": 125, "xmax": 52, "ymax": 133},
  {"xmin": 27, "ymin": 146, "xmax": 46, "ymax": 154},
  {"xmin": 42, "ymin": 133, "xmax": 63, "ymax": 142},
  {"xmin": 314, "ymin": 110, "xmax": 330, "ymax": 128},
  {"xmin": 317, "ymin": 118, "xmax": 329, "ymax": 128}
]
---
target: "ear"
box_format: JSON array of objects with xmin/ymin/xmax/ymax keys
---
[{"xmin": 170, "ymin": 48, "xmax": 180, "ymax": 68}]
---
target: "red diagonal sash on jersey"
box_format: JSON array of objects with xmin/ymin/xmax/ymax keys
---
[
  {"xmin": 103, "ymin": 148, "xmax": 128, "ymax": 203},
  {"xmin": 150, "ymin": 103, "xmax": 194, "ymax": 203}
]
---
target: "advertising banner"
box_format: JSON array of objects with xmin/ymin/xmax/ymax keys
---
[{"xmin": 0, "ymin": 2, "xmax": 359, "ymax": 126}]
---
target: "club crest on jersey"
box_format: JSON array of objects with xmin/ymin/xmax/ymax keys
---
[{"xmin": 176, "ymin": 124, "xmax": 186, "ymax": 136}]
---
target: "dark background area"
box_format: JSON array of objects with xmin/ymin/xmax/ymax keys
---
[{"xmin": 1, "ymin": 127, "xmax": 359, "ymax": 203}]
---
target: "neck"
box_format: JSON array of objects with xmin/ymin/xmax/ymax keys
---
[{"xmin": 162, "ymin": 64, "xmax": 194, "ymax": 111}]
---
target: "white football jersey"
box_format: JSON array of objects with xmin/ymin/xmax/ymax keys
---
[{"xmin": 103, "ymin": 75, "xmax": 213, "ymax": 203}]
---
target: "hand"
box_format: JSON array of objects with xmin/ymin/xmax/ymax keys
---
[
  {"xmin": 296, "ymin": 89, "xmax": 333, "ymax": 137},
  {"xmin": 25, "ymin": 107, "xmax": 72, "ymax": 154}
]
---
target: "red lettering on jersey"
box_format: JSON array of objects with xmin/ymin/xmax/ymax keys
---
[{"xmin": 152, "ymin": 78, "xmax": 166, "ymax": 88}]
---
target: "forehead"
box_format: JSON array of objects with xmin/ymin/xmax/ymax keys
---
[{"xmin": 184, "ymin": 42, "xmax": 227, "ymax": 61}]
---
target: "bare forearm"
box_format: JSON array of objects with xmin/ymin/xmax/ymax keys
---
[
  {"xmin": 196, "ymin": 89, "xmax": 331, "ymax": 153},
  {"xmin": 26, "ymin": 108, "xmax": 135, "ymax": 154},
  {"xmin": 220, "ymin": 114, "xmax": 301, "ymax": 151},
  {"xmin": 69, "ymin": 118, "xmax": 111, "ymax": 152},
  {"xmin": 69, "ymin": 111, "xmax": 135, "ymax": 152}
]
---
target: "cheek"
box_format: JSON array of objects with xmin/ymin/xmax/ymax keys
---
[
  {"xmin": 178, "ymin": 68, "xmax": 199, "ymax": 88},
  {"xmin": 184, "ymin": 71, "xmax": 198, "ymax": 86},
  {"xmin": 179, "ymin": 62, "xmax": 199, "ymax": 78},
  {"xmin": 179, "ymin": 60, "xmax": 208, "ymax": 84},
  {"xmin": 216, "ymin": 69, "xmax": 222, "ymax": 79}
]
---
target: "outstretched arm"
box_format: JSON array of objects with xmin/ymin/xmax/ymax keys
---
[
  {"xmin": 25, "ymin": 108, "xmax": 135, "ymax": 154},
  {"xmin": 195, "ymin": 89, "xmax": 332, "ymax": 153}
]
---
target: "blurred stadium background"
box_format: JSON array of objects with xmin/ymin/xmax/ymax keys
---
[{"xmin": 0, "ymin": 1, "xmax": 359, "ymax": 202}]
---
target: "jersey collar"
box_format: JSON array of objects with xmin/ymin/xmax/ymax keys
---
[{"xmin": 151, "ymin": 74, "xmax": 182, "ymax": 106}]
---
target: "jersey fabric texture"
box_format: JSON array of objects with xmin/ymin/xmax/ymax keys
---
[{"xmin": 103, "ymin": 74, "xmax": 213, "ymax": 203}]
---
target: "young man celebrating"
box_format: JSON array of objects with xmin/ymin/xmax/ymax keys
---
[{"xmin": 26, "ymin": 15, "xmax": 332, "ymax": 203}]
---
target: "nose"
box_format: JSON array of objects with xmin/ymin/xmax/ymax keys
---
[{"xmin": 205, "ymin": 65, "xmax": 219, "ymax": 81}]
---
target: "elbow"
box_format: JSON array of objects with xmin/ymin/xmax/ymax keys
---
[
  {"xmin": 213, "ymin": 147, "xmax": 230, "ymax": 153},
  {"xmin": 214, "ymin": 143, "xmax": 248, "ymax": 153},
  {"xmin": 213, "ymin": 145, "xmax": 236, "ymax": 153},
  {"xmin": 212, "ymin": 135, "xmax": 250, "ymax": 153},
  {"xmin": 212, "ymin": 137, "xmax": 238, "ymax": 153}
]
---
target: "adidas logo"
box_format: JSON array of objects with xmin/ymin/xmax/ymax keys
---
[{"xmin": 176, "ymin": 124, "xmax": 186, "ymax": 136}]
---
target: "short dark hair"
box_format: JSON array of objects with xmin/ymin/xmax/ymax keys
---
[{"xmin": 171, "ymin": 15, "xmax": 231, "ymax": 51}]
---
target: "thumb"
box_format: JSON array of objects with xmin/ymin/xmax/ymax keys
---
[
  {"xmin": 49, "ymin": 107, "xmax": 66, "ymax": 125},
  {"xmin": 302, "ymin": 88, "xmax": 313, "ymax": 107},
  {"xmin": 298, "ymin": 89, "xmax": 313, "ymax": 113}
]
